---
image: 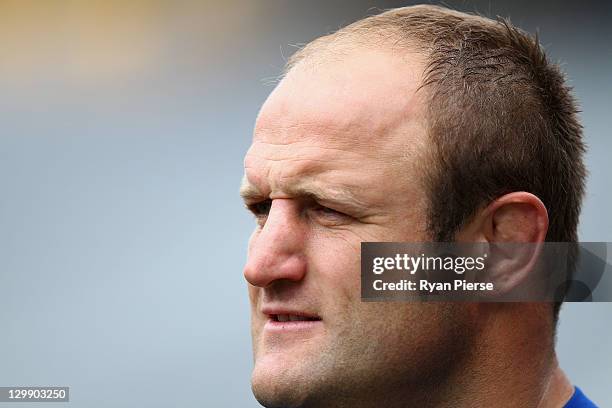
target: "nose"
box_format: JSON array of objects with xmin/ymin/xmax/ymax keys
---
[{"xmin": 243, "ymin": 199, "xmax": 308, "ymax": 288}]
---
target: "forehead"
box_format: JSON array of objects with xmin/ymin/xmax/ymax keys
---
[
  {"xmin": 244, "ymin": 47, "xmax": 428, "ymax": 198},
  {"xmin": 255, "ymin": 48, "xmax": 426, "ymax": 148}
]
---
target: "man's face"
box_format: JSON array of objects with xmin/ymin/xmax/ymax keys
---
[{"xmin": 242, "ymin": 48, "xmax": 474, "ymax": 407}]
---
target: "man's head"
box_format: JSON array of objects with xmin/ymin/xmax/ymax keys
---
[{"xmin": 241, "ymin": 5, "xmax": 585, "ymax": 407}]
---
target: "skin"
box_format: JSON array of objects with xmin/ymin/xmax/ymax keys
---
[{"xmin": 241, "ymin": 47, "xmax": 574, "ymax": 408}]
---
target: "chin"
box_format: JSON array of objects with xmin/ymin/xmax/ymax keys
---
[
  {"xmin": 250, "ymin": 354, "xmax": 317, "ymax": 408},
  {"xmin": 251, "ymin": 367, "xmax": 307, "ymax": 408}
]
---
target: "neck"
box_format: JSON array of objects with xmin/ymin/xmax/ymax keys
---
[{"xmin": 399, "ymin": 304, "xmax": 574, "ymax": 408}]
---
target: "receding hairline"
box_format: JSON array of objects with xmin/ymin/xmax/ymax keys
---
[{"xmin": 284, "ymin": 4, "xmax": 501, "ymax": 75}]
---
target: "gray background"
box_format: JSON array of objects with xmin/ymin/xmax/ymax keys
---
[{"xmin": 0, "ymin": 1, "xmax": 610, "ymax": 406}]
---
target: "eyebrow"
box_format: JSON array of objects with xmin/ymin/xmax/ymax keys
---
[
  {"xmin": 239, "ymin": 176, "xmax": 263, "ymax": 202},
  {"xmin": 239, "ymin": 176, "xmax": 370, "ymax": 216}
]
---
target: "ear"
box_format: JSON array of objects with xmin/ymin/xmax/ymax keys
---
[{"xmin": 457, "ymin": 192, "xmax": 549, "ymax": 296}]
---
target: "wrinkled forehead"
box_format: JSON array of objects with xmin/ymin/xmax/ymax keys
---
[
  {"xmin": 243, "ymin": 48, "xmax": 429, "ymax": 202},
  {"xmin": 253, "ymin": 47, "xmax": 427, "ymax": 150}
]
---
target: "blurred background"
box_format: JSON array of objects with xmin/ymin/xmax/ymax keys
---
[{"xmin": 0, "ymin": 1, "xmax": 610, "ymax": 406}]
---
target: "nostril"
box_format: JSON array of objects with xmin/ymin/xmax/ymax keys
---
[
  {"xmin": 243, "ymin": 263, "xmax": 263, "ymax": 287},
  {"xmin": 243, "ymin": 254, "xmax": 308, "ymax": 288}
]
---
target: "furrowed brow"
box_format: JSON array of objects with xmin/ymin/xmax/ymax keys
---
[
  {"xmin": 240, "ymin": 176, "xmax": 371, "ymax": 216},
  {"xmin": 239, "ymin": 176, "xmax": 264, "ymax": 203},
  {"xmin": 283, "ymin": 184, "xmax": 371, "ymax": 216}
]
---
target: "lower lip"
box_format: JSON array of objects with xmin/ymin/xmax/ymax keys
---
[{"xmin": 264, "ymin": 319, "xmax": 323, "ymax": 332}]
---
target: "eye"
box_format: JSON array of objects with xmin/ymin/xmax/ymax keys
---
[
  {"xmin": 315, "ymin": 205, "xmax": 341, "ymax": 215},
  {"xmin": 310, "ymin": 203, "xmax": 351, "ymax": 225},
  {"xmin": 246, "ymin": 199, "xmax": 272, "ymax": 224}
]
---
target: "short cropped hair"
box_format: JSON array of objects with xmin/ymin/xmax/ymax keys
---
[{"xmin": 286, "ymin": 5, "xmax": 587, "ymax": 319}]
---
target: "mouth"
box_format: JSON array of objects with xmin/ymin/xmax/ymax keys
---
[
  {"xmin": 262, "ymin": 310, "xmax": 323, "ymax": 333},
  {"xmin": 269, "ymin": 314, "xmax": 322, "ymax": 322}
]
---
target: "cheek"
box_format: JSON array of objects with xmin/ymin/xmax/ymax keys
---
[{"xmin": 307, "ymin": 233, "xmax": 363, "ymax": 309}]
